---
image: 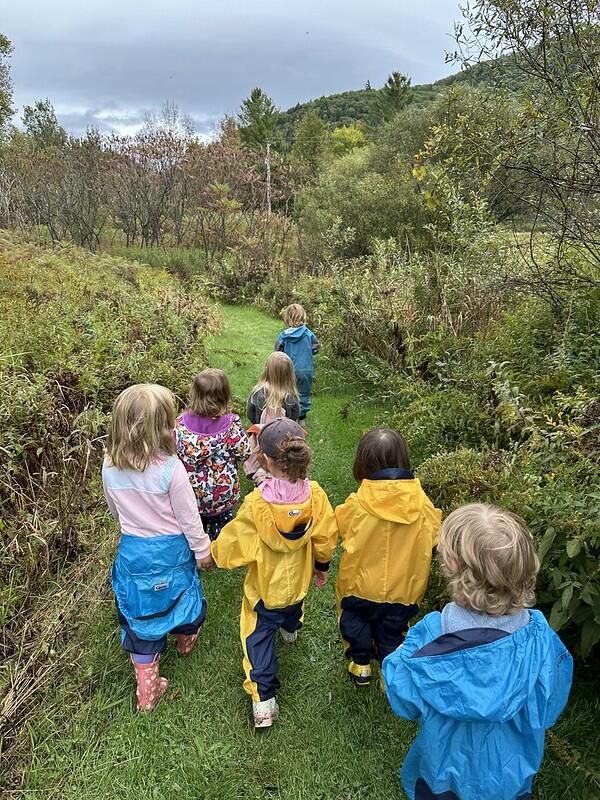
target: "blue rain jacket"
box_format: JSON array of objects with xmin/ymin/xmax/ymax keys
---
[
  {"xmin": 112, "ymin": 533, "xmax": 204, "ymax": 641},
  {"xmin": 383, "ymin": 610, "xmax": 573, "ymax": 800},
  {"xmin": 276, "ymin": 325, "xmax": 320, "ymax": 414}
]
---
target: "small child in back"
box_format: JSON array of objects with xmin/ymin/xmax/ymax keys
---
[
  {"xmin": 175, "ymin": 368, "xmax": 251, "ymax": 540},
  {"xmin": 383, "ymin": 503, "xmax": 573, "ymax": 800},
  {"xmin": 275, "ymin": 304, "xmax": 320, "ymax": 423},
  {"xmin": 336, "ymin": 428, "xmax": 441, "ymax": 686},
  {"xmin": 102, "ymin": 384, "xmax": 214, "ymax": 712},
  {"xmin": 212, "ymin": 419, "xmax": 337, "ymax": 729}
]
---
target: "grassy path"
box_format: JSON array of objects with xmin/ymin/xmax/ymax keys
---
[
  {"xmin": 13, "ymin": 305, "xmax": 595, "ymax": 800},
  {"xmin": 21, "ymin": 305, "xmax": 411, "ymax": 800}
]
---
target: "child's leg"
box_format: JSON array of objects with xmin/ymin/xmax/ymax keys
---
[
  {"xmin": 171, "ymin": 600, "xmax": 207, "ymax": 655},
  {"xmin": 118, "ymin": 607, "xmax": 169, "ymax": 711},
  {"xmin": 295, "ymin": 371, "xmax": 313, "ymax": 418},
  {"xmin": 373, "ymin": 603, "xmax": 418, "ymax": 663},
  {"xmin": 201, "ymin": 510, "xmax": 235, "ymax": 541},
  {"xmin": 339, "ymin": 597, "xmax": 376, "ymax": 665}
]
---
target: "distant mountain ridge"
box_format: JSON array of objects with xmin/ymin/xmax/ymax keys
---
[{"xmin": 276, "ymin": 54, "xmax": 524, "ymax": 144}]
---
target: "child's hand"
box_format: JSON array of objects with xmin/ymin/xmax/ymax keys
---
[
  {"xmin": 313, "ymin": 568, "xmax": 328, "ymax": 588},
  {"xmin": 197, "ymin": 554, "xmax": 215, "ymax": 572}
]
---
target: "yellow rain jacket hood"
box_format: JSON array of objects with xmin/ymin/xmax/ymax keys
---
[
  {"xmin": 212, "ymin": 482, "xmax": 337, "ymax": 610},
  {"xmin": 335, "ymin": 478, "xmax": 441, "ymax": 606}
]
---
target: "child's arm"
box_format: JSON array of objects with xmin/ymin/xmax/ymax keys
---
[
  {"xmin": 311, "ymin": 486, "xmax": 339, "ymax": 586},
  {"xmin": 211, "ymin": 493, "xmax": 258, "ymax": 569},
  {"xmin": 275, "ymin": 333, "xmax": 284, "ymax": 352},
  {"xmin": 423, "ymin": 496, "xmax": 443, "ymax": 549},
  {"xmin": 382, "ymin": 643, "xmax": 424, "ymax": 721},
  {"xmin": 168, "ymin": 460, "xmax": 212, "ymax": 566},
  {"xmin": 310, "ymin": 332, "xmax": 320, "ymax": 354},
  {"xmin": 247, "ymin": 392, "xmax": 260, "ymax": 425},
  {"xmin": 542, "ymin": 632, "xmax": 573, "ymax": 728},
  {"xmin": 285, "ymin": 395, "xmax": 300, "ymax": 421},
  {"xmin": 228, "ymin": 416, "xmax": 253, "ymax": 461},
  {"xmin": 101, "ymin": 465, "xmax": 120, "ymax": 521}
]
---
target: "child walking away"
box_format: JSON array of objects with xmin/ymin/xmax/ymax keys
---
[
  {"xmin": 336, "ymin": 429, "xmax": 441, "ymax": 686},
  {"xmin": 102, "ymin": 384, "xmax": 214, "ymax": 712},
  {"xmin": 383, "ymin": 504, "xmax": 573, "ymax": 800},
  {"xmin": 212, "ymin": 419, "xmax": 337, "ymax": 729},
  {"xmin": 175, "ymin": 369, "xmax": 251, "ymax": 540},
  {"xmin": 275, "ymin": 304, "xmax": 319, "ymax": 422},
  {"xmin": 245, "ymin": 352, "xmax": 300, "ymax": 485}
]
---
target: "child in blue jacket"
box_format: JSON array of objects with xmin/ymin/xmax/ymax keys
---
[
  {"xmin": 276, "ymin": 304, "xmax": 320, "ymax": 422},
  {"xmin": 383, "ymin": 503, "xmax": 573, "ymax": 800}
]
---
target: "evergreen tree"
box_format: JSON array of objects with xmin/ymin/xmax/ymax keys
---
[
  {"xmin": 372, "ymin": 72, "xmax": 413, "ymax": 124},
  {"xmin": 22, "ymin": 99, "xmax": 67, "ymax": 148},
  {"xmin": 238, "ymin": 87, "xmax": 279, "ymax": 148}
]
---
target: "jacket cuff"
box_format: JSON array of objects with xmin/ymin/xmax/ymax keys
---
[{"xmin": 314, "ymin": 559, "xmax": 330, "ymax": 572}]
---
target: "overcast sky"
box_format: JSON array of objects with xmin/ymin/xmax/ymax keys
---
[{"xmin": 2, "ymin": 0, "xmax": 463, "ymax": 137}]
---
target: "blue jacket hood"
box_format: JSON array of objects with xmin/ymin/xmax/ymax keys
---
[
  {"xmin": 280, "ymin": 324, "xmax": 309, "ymax": 342},
  {"xmin": 399, "ymin": 610, "xmax": 567, "ymax": 724}
]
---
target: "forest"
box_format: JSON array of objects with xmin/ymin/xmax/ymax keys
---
[{"xmin": 0, "ymin": 1, "xmax": 599, "ymax": 797}]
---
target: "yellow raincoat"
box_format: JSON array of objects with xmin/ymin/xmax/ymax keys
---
[
  {"xmin": 335, "ymin": 477, "xmax": 441, "ymax": 664},
  {"xmin": 212, "ymin": 481, "xmax": 337, "ymax": 701}
]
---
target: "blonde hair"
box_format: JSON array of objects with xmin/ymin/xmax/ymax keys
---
[
  {"xmin": 188, "ymin": 368, "xmax": 231, "ymax": 417},
  {"xmin": 106, "ymin": 383, "xmax": 176, "ymax": 471},
  {"xmin": 253, "ymin": 352, "xmax": 299, "ymax": 413},
  {"xmin": 438, "ymin": 503, "xmax": 539, "ymax": 616},
  {"xmin": 284, "ymin": 303, "xmax": 307, "ymax": 328}
]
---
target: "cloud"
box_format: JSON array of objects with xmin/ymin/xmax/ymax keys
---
[{"xmin": 3, "ymin": 0, "xmax": 462, "ymax": 136}]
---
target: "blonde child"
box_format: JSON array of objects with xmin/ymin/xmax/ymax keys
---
[
  {"xmin": 102, "ymin": 384, "xmax": 214, "ymax": 712},
  {"xmin": 245, "ymin": 352, "xmax": 300, "ymax": 484},
  {"xmin": 175, "ymin": 368, "xmax": 251, "ymax": 540},
  {"xmin": 383, "ymin": 504, "xmax": 573, "ymax": 800},
  {"xmin": 275, "ymin": 304, "xmax": 320, "ymax": 422},
  {"xmin": 212, "ymin": 419, "xmax": 337, "ymax": 729},
  {"xmin": 336, "ymin": 428, "xmax": 441, "ymax": 686}
]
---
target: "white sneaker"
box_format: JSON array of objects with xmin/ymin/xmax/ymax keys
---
[
  {"xmin": 279, "ymin": 627, "xmax": 298, "ymax": 645},
  {"xmin": 252, "ymin": 697, "xmax": 279, "ymax": 728}
]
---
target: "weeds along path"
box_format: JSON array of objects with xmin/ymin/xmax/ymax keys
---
[{"xmin": 15, "ymin": 304, "xmax": 414, "ymax": 800}]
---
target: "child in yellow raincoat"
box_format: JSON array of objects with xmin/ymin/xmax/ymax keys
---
[
  {"xmin": 336, "ymin": 428, "xmax": 442, "ymax": 686},
  {"xmin": 212, "ymin": 419, "xmax": 337, "ymax": 728}
]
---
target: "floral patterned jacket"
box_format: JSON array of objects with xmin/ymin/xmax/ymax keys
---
[{"xmin": 174, "ymin": 412, "xmax": 252, "ymax": 517}]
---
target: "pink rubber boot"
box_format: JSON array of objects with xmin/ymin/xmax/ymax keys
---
[
  {"xmin": 131, "ymin": 655, "xmax": 169, "ymax": 712},
  {"xmin": 175, "ymin": 631, "xmax": 200, "ymax": 656}
]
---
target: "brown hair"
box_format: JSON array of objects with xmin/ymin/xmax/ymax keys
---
[
  {"xmin": 438, "ymin": 503, "xmax": 539, "ymax": 616},
  {"xmin": 284, "ymin": 303, "xmax": 307, "ymax": 328},
  {"xmin": 352, "ymin": 428, "xmax": 411, "ymax": 481},
  {"xmin": 106, "ymin": 383, "xmax": 176, "ymax": 471},
  {"xmin": 188, "ymin": 368, "xmax": 232, "ymax": 417},
  {"xmin": 253, "ymin": 352, "xmax": 299, "ymax": 413},
  {"xmin": 267, "ymin": 435, "xmax": 311, "ymax": 481}
]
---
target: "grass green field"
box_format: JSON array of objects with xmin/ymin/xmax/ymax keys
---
[{"xmin": 11, "ymin": 306, "xmax": 600, "ymax": 800}]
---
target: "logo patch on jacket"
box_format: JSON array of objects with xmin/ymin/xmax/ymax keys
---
[
  {"xmin": 154, "ymin": 580, "xmax": 169, "ymax": 592},
  {"xmin": 288, "ymin": 509, "xmax": 302, "ymax": 517}
]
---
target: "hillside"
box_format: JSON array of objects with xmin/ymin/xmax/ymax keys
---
[{"xmin": 276, "ymin": 53, "xmax": 525, "ymax": 144}]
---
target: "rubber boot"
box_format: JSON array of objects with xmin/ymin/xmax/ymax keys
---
[
  {"xmin": 176, "ymin": 630, "xmax": 200, "ymax": 656},
  {"xmin": 131, "ymin": 654, "xmax": 169, "ymax": 711}
]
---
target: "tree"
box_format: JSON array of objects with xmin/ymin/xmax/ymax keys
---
[
  {"xmin": 372, "ymin": 72, "xmax": 414, "ymax": 125},
  {"xmin": 0, "ymin": 34, "xmax": 14, "ymax": 138},
  {"xmin": 330, "ymin": 125, "xmax": 366, "ymax": 157},
  {"xmin": 22, "ymin": 99, "xmax": 67, "ymax": 148},
  {"xmin": 291, "ymin": 111, "xmax": 328, "ymax": 179},
  {"xmin": 238, "ymin": 88, "xmax": 279, "ymax": 149},
  {"xmin": 454, "ymin": 0, "xmax": 600, "ymax": 299}
]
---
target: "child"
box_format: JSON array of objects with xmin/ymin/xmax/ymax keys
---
[
  {"xmin": 383, "ymin": 503, "xmax": 573, "ymax": 800},
  {"xmin": 175, "ymin": 368, "xmax": 251, "ymax": 540},
  {"xmin": 275, "ymin": 304, "xmax": 320, "ymax": 422},
  {"xmin": 246, "ymin": 351, "xmax": 300, "ymax": 425},
  {"xmin": 212, "ymin": 419, "xmax": 337, "ymax": 729},
  {"xmin": 102, "ymin": 384, "xmax": 214, "ymax": 712},
  {"xmin": 336, "ymin": 428, "xmax": 441, "ymax": 686},
  {"xmin": 245, "ymin": 352, "xmax": 300, "ymax": 485}
]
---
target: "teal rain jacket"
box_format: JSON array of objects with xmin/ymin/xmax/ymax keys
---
[
  {"xmin": 276, "ymin": 325, "xmax": 320, "ymax": 415},
  {"xmin": 382, "ymin": 610, "xmax": 573, "ymax": 800}
]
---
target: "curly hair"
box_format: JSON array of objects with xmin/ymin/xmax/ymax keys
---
[
  {"xmin": 438, "ymin": 503, "xmax": 539, "ymax": 616},
  {"xmin": 284, "ymin": 303, "xmax": 307, "ymax": 328},
  {"xmin": 270, "ymin": 435, "xmax": 311, "ymax": 481}
]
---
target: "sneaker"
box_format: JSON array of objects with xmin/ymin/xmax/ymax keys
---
[
  {"xmin": 252, "ymin": 697, "xmax": 279, "ymax": 729},
  {"xmin": 348, "ymin": 660, "xmax": 372, "ymax": 686},
  {"xmin": 279, "ymin": 627, "xmax": 298, "ymax": 645}
]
